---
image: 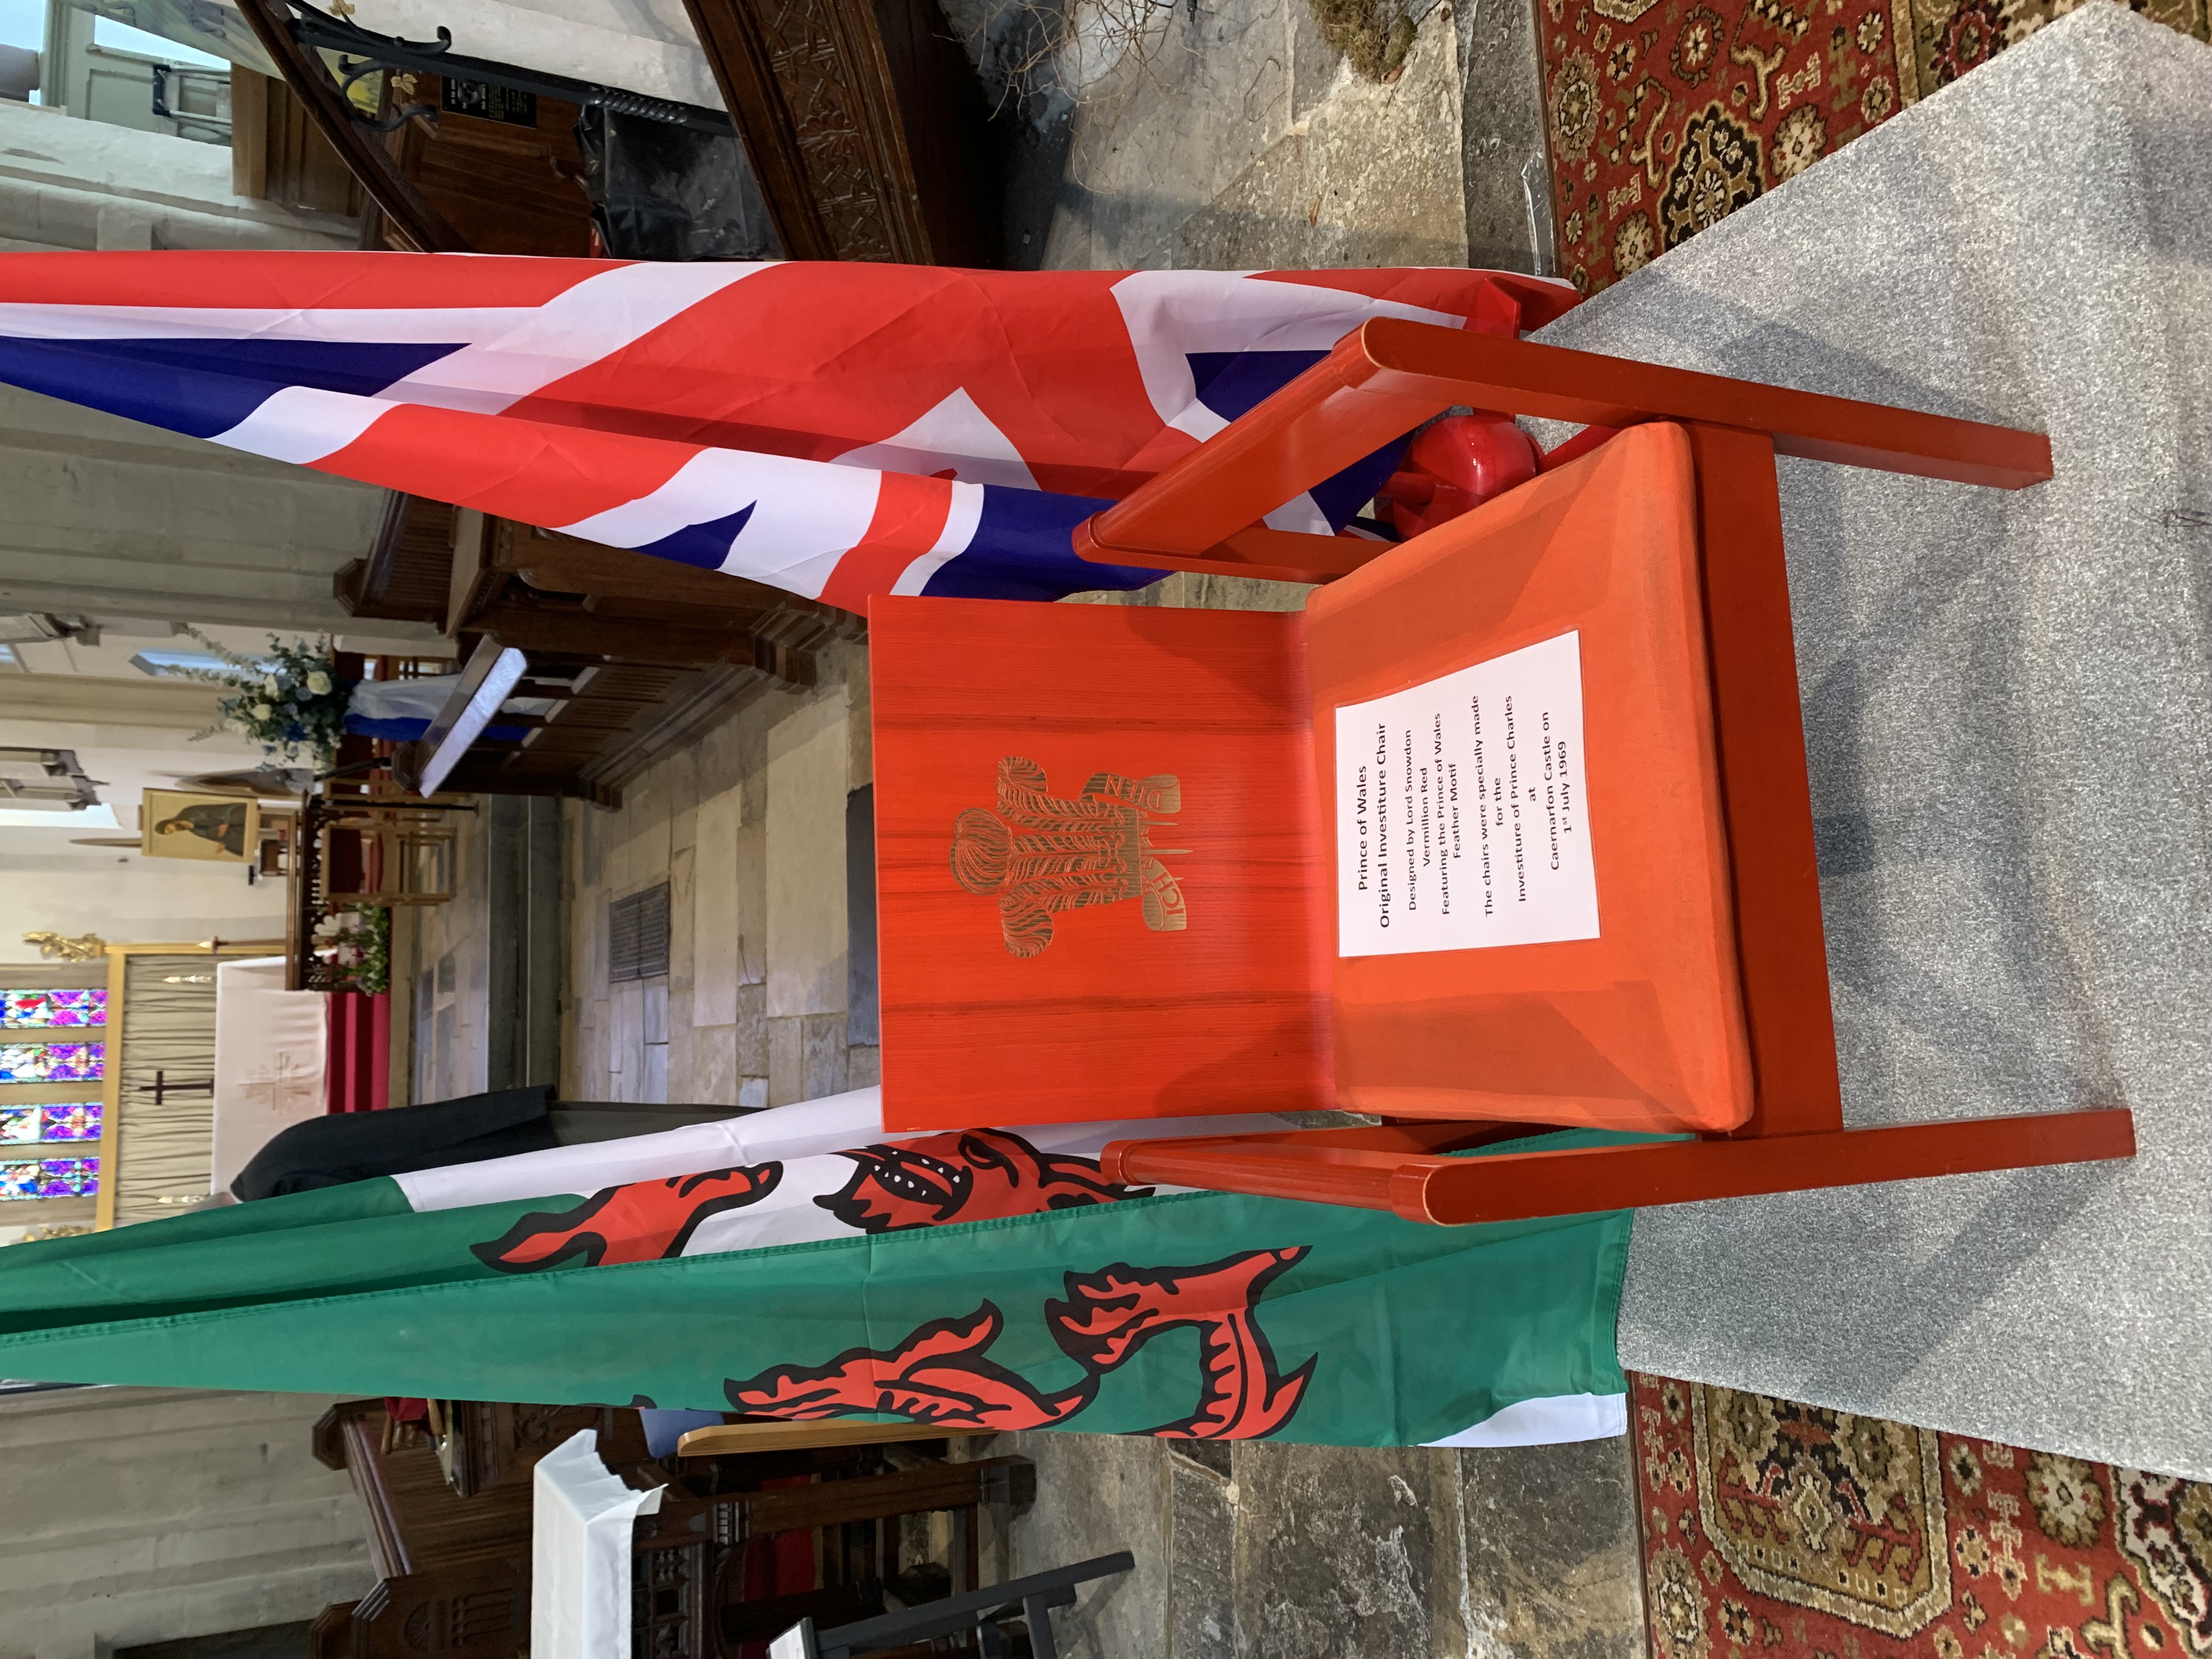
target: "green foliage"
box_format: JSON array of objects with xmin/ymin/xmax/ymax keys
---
[
  {"xmin": 1308, "ymin": 0, "xmax": 1417, "ymax": 80},
  {"xmin": 333, "ymin": 906, "xmax": 391, "ymax": 996}
]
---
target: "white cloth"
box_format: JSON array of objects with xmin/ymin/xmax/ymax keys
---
[
  {"xmin": 1421, "ymin": 1391, "xmax": 1627, "ymax": 1448},
  {"xmin": 348, "ymin": 675, "xmax": 458, "ymax": 723},
  {"xmin": 532, "ymin": 1430, "xmax": 664, "ymax": 1659},
  {"xmin": 347, "ymin": 674, "xmax": 557, "ymax": 725},
  {"xmin": 210, "ymin": 956, "xmax": 326, "ymax": 1195}
]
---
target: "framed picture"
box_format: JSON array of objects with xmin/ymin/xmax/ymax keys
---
[{"xmin": 140, "ymin": 789, "xmax": 259, "ymax": 863}]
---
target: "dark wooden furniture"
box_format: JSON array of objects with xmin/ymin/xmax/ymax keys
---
[
  {"xmin": 681, "ymin": 0, "xmax": 1000, "ymax": 263},
  {"xmin": 307, "ymin": 1398, "xmax": 1032, "ymax": 1659},
  {"xmin": 285, "ymin": 699, "xmax": 476, "ymax": 990},
  {"xmin": 238, "ymin": 0, "xmax": 1000, "ymax": 263},
  {"xmin": 785, "ymin": 1551, "xmax": 1133, "ymax": 1659},
  {"xmin": 234, "ymin": 0, "xmax": 466, "ymax": 251},
  {"xmin": 236, "ymin": 0, "xmax": 736, "ymax": 254},
  {"xmin": 230, "ymin": 66, "xmax": 364, "ymax": 217},
  {"xmin": 335, "ymin": 494, "xmax": 862, "ymax": 805},
  {"xmin": 312, "ymin": 1398, "xmax": 617, "ymax": 1579},
  {"xmin": 368, "ymin": 71, "xmax": 596, "ymax": 256}
]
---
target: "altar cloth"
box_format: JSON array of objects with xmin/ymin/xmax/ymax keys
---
[
  {"xmin": 209, "ymin": 956, "xmax": 326, "ymax": 1196},
  {"xmin": 532, "ymin": 1429, "xmax": 664, "ymax": 1659}
]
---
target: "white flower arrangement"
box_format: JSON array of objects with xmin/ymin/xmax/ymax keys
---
[{"xmin": 175, "ymin": 627, "xmax": 354, "ymax": 765}]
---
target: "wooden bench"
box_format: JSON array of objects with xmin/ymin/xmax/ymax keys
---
[
  {"xmin": 308, "ymin": 1397, "xmax": 1032, "ymax": 1658},
  {"xmin": 336, "ymin": 495, "xmax": 861, "ymax": 805}
]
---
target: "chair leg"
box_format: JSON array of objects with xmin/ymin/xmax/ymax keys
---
[{"xmin": 1101, "ymin": 1109, "xmax": 2135, "ymax": 1225}]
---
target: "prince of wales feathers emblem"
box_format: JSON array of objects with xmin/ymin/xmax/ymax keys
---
[{"xmin": 951, "ymin": 757, "xmax": 1187, "ymax": 957}]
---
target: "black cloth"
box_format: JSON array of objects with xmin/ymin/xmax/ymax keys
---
[
  {"xmin": 545, "ymin": 1104, "xmax": 758, "ymax": 1146},
  {"xmin": 232, "ymin": 1086, "xmax": 560, "ymax": 1200},
  {"xmin": 230, "ymin": 1091, "xmax": 758, "ymax": 1200}
]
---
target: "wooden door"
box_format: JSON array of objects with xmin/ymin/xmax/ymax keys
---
[{"xmin": 377, "ymin": 74, "xmax": 595, "ymax": 255}]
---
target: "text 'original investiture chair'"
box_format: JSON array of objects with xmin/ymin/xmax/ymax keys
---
[{"xmin": 865, "ymin": 319, "xmax": 2134, "ymax": 1224}]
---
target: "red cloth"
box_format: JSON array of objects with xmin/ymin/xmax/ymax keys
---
[
  {"xmin": 1632, "ymin": 1372, "xmax": 2212, "ymax": 1659},
  {"xmin": 324, "ymin": 991, "xmax": 390, "ymax": 1113}
]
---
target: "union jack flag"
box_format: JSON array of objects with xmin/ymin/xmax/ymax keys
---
[{"xmin": 0, "ymin": 255, "xmax": 1575, "ymax": 611}]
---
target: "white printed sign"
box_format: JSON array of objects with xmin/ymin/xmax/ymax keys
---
[{"xmin": 1335, "ymin": 631, "xmax": 1599, "ymax": 958}]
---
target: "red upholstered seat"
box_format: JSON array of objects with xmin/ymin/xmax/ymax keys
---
[{"xmin": 1312, "ymin": 422, "xmax": 1750, "ymax": 1133}]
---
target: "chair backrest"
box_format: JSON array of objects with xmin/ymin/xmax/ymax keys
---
[{"xmin": 870, "ymin": 600, "xmax": 1330, "ymax": 1130}]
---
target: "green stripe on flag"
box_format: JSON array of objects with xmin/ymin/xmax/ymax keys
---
[
  {"xmin": 0, "ymin": 1132, "xmax": 1632, "ymax": 1446},
  {"xmin": 0, "ymin": 1177, "xmax": 529, "ymax": 1331}
]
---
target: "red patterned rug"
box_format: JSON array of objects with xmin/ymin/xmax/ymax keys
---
[
  {"xmin": 1538, "ymin": 0, "xmax": 2211, "ymax": 295},
  {"xmin": 1631, "ymin": 1374, "xmax": 2212, "ymax": 1659}
]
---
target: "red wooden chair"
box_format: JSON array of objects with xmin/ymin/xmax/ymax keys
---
[{"xmin": 865, "ymin": 319, "xmax": 2132, "ymax": 1225}]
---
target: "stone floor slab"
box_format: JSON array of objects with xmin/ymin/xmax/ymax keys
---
[{"xmin": 1000, "ymin": 1432, "xmax": 1644, "ymax": 1658}]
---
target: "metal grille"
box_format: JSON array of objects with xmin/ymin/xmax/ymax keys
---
[{"xmin": 607, "ymin": 883, "xmax": 672, "ymax": 983}]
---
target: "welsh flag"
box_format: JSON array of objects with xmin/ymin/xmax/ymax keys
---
[{"xmin": 0, "ymin": 1096, "xmax": 1632, "ymax": 1446}]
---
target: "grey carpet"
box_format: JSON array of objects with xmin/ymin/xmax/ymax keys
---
[{"xmin": 1528, "ymin": 3, "xmax": 2212, "ymax": 1478}]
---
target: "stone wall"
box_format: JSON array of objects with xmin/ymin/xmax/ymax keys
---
[
  {"xmin": 0, "ymin": 1386, "xmax": 370, "ymax": 1659},
  {"xmin": 0, "ymin": 97, "xmax": 355, "ymax": 254},
  {"xmin": 563, "ymin": 642, "xmax": 878, "ymax": 1107},
  {"xmin": 0, "ymin": 99, "xmax": 394, "ymax": 640},
  {"xmin": 0, "ymin": 373, "xmax": 388, "ymax": 635},
  {"xmin": 997, "ymin": 1430, "xmax": 1648, "ymax": 1659}
]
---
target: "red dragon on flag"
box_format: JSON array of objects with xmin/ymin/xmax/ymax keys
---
[
  {"xmin": 469, "ymin": 1133, "xmax": 1317, "ymax": 1438},
  {"xmin": 725, "ymin": 1249, "xmax": 1316, "ymax": 1441}
]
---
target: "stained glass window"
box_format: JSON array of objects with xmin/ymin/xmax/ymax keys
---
[
  {"xmin": 0, "ymin": 1043, "xmax": 102, "ymax": 1083},
  {"xmin": 40, "ymin": 1101, "xmax": 100, "ymax": 1140},
  {"xmin": 0, "ymin": 1157, "xmax": 98, "ymax": 1200},
  {"xmin": 1, "ymin": 990, "xmax": 106, "ymax": 1028},
  {"xmin": 0, "ymin": 1110, "xmax": 99, "ymax": 1150},
  {"xmin": 0, "ymin": 1102, "xmax": 100, "ymax": 1144}
]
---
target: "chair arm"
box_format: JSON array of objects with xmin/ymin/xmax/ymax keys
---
[{"xmin": 1079, "ymin": 318, "xmax": 2053, "ymax": 569}]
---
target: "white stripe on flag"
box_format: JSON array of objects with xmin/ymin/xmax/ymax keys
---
[
  {"xmin": 830, "ymin": 388, "xmax": 1040, "ymax": 490},
  {"xmin": 1263, "ymin": 494, "xmax": 1333, "ymax": 534},
  {"xmin": 890, "ymin": 479, "xmax": 985, "ymax": 596},
  {"xmin": 392, "ymin": 1086, "xmax": 1291, "ymax": 1215},
  {"xmin": 1422, "ymin": 1392, "xmax": 1629, "ymax": 1447},
  {"xmin": 396, "ymin": 1086, "xmax": 891, "ymax": 1212},
  {"xmin": 556, "ymin": 445, "xmax": 882, "ymax": 597},
  {"xmin": 1169, "ymin": 402, "xmax": 1230, "ymax": 445},
  {"xmin": 1108, "ymin": 270, "xmax": 1467, "ymax": 438},
  {"xmin": 0, "ymin": 267, "xmax": 775, "ymax": 419},
  {"xmin": 0, "ymin": 304, "xmax": 530, "ymax": 343},
  {"xmin": 662, "ymin": 1111, "xmax": 1287, "ymax": 1259},
  {"xmin": 211, "ymin": 383, "xmax": 387, "ymax": 464},
  {"xmin": 376, "ymin": 261, "xmax": 776, "ymax": 416}
]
